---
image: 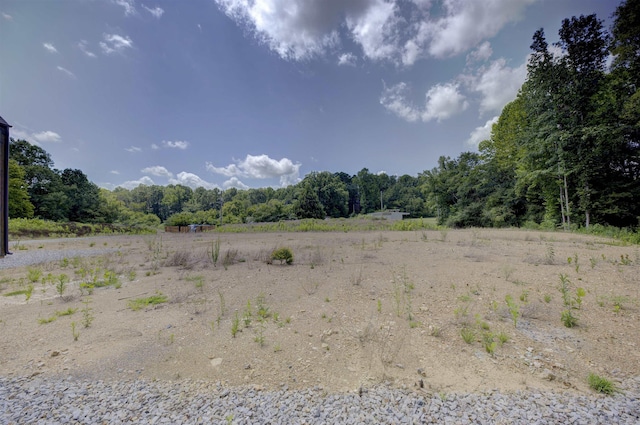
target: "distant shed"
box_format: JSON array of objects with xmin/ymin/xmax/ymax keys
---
[{"xmin": 368, "ymin": 210, "xmax": 409, "ymax": 221}]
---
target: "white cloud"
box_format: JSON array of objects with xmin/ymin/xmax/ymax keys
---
[
  {"xmin": 114, "ymin": 0, "xmax": 136, "ymax": 16},
  {"xmin": 143, "ymin": 5, "xmax": 164, "ymax": 18},
  {"xmin": 207, "ymin": 154, "xmax": 301, "ymax": 187},
  {"xmin": 43, "ymin": 42, "xmax": 58, "ymax": 53},
  {"xmin": 380, "ymin": 82, "xmax": 420, "ymax": 122},
  {"xmin": 467, "ymin": 41, "xmax": 493, "ymax": 64},
  {"xmin": 32, "ymin": 130, "xmax": 61, "ymax": 143},
  {"xmin": 215, "ymin": 0, "xmax": 535, "ymax": 65},
  {"xmin": 345, "ymin": 0, "xmax": 399, "ymax": 62},
  {"xmin": 381, "ymin": 81, "xmax": 467, "ymax": 123},
  {"xmin": 162, "ymin": 140, "xmax": 189, "ymax": 149},
  {"xmin": 151, "ymin": 143, "xmax": 159, "ymax": 150},
  {"xmin": 10, "ymin": 128, "xmax": 33, "ymax": 141},
  {"xmin": 338, "ymin": 53, "xmax": 357, "ymax": 67},
  {"xmin": 100, "ymin": 33, "xmax": 133, "ymax": 55},
  {"xmin": 169, "ymin": 172, "xmax": 219, "ymax": 190},
  {"xmin": 119, "ymin": 176, "xmax": 156, "ymax": 189},
  {"xmin": 141, "ymin": 166, "xmax": 174, "ymax": 178},
  {"xmin": 466, "ymin": 116, "xmax": 498, "ymax": 148},
  {"xmin": 2, "ymin": 12, "xmax": 12, "ymax": 20},
  {"xmin": 422, "ymin": 83, "xmax": 468, "ymax": 122},
  {"xmin": 223, "ymin": 177, "xmax": 249, "ymax": 190},
  {"xmin": 125, "ymin": 146, "xmax": 142, "ymax": 153},
  {"xmin": 56, "ymin": 66, "xmax": 76, "ymax": 79},
  {"xmin": 470, "ymin": 57, "xmax": 527, "ymax": 115},
  {"xmin": 427, "ymin": 0, "xmax": 536, "ymax": 58},
  {"xmin": 110, "ymin": 170, "xmax": 120, "ymax": 175},
  {"xmin": 78, "ymin": 40, "xmax": 97, "ymax": 58}
]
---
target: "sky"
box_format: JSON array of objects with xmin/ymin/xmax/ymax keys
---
[{"xmin": 0, "ymin": 0, "xmax": 620, "ymax": 191}]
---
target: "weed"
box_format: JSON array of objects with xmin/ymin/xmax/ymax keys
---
[
  {"xmin": 561, "ymin": 310, "xmax": 578, "ymax": 328},
  {"xmin": 498, "ymin": 332, "xmax": 509, "ymax": 345},
  {"xmin": 128, "ymin": 292, "xmax": 168, "ymax": 311},
  {"xmin": 430, "ymin": 326, "xmax": 442, "ymax": 337},
  {"xmin": 273, "ymin": 343, "xmax": 282, "ymax": 353},
  {"xmin": 543, "ymin": 294, "xmax": 552, "ymax": 303},
  {"xmin": 544, "ymin": 244, "xmax": 555, "ymax": 264},
  {"xmin": 588, "ymin": 373, "xmax": 617, "ymax": 395},
  {"xmin": 128, "ymin": 270, "xmax": 137, "ymax": 281},
  {"xmin": 187, "ymin": 275, "xmax": 205, "ymax": 291},
  {"xmin": 458, "ymin": 293, "xmax": 472, "ymax": 302},
  {"xmin": 575, "ymin": 287, "xmax": 586, "ymax": 309},
  {"xmin": 27, "ymin": 267, "xmax": 42, "ymax": 283},
  {"xmin": 218, "ymin": 290, "xmax": 227, "ymax": 318},
  {"xmin": 231, "ymin": 312, "xmax": 240, "ymax": 338},
  {"xmin": 377, "ymin": 299, "xmax": 382, "ymax": 313},
  {"xmin": 482, "ymin": 332, "xmax": 496, "ymax": 355},
  {"xmin": 71, "ymin": 322, "xmax": 79, "ymax": 341},
  {"xmin": 519, "ymin": 290, "xmax": 529, "ymax": 303},
  {"xmin": 222, "ymin": 248, "xmax": 238, "ymax": 269},
  {"xmin": 505, "ymin": 295, "xmax": 519, "ymax": 328},
  {"xmin": 211, "ymin": 238, "xmax": 221, "ymax": 266},
  {"xmin": 589, "ymin": 257, "xmax": 598, "ymax": 269},
  {"xmin": 324, "ymin": 297, "xmax": 330, "ymax": 303},
  {"xmin": 619, "ymin": 254, "xmax": 632, "ymax": 266},
  {"xmin": 243, "ymin": 300, "xmax": 253, "ymax": 327},
  {"xmin": 55, "ymin": 307, "xmax": 77, "ymax": 317},
  {"xmin": 3, "ymin": 289, "xmax": 30, "ymax": 297},
  {"xmin": 256, "ymin": 294, "xmax": 270, "ymax": 319},
  {"xmin": 454, "ymin": 305, "xmax": 469, "ymax": 321},
  {"xmin": 502, "ymin": 265, "xmax": 515, "ymax": 281},
  {"xmin": 254, "ymin": 322, "xmax": 266, "ymax": 347},
  {"xmin": 24, "ymin": 284, "xmax": 34, "ymax": 302},
  {"xmin": 285, "ymin": 316, "xmax": 292, "ymax": 324},
  {"xmin": 56, "ymin": 274, "xmax": 69, "ymax": 298},
  {"xmin": 271, "ymin": 247, "xmax": 294, "ymax": 265},
  {"xmin": 439, "ymin": 229, "xmax": 448, "ymax": 242},
  {"xmin": 81, "ymin": 298, "xmax": 94, "ymax": 327},
  {"xmin": 460, "ymin": 327, "xmax": 475, "ymax": 344},
  {"xmin": 409, "ymin": 321, "xmax": 419, "ymax": 329},
  {"xmin": 38, "ymin": 316, "xmax": 57, "ymax": 324},
  {"xmin": 559, "ymin": 274, "xmax": 571, "ymax": 307}
]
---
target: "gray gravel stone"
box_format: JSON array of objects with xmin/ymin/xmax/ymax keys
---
[{"xmin": 2, "ymin": 375, "xmax": 639, "ymax": 424}]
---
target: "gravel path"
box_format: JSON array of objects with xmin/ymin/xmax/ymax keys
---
[
  {"xmin": 1, "ymin": 375, "xmax": 639, "ymax": 424},
  {"xmin": 0, "ymin": 248, "xmax": 116, "ymax": 270}
]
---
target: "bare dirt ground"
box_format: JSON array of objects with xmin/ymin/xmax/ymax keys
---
[{"xmin": 0, "ymin": 229, "xmax": 638, "ymax": 395}]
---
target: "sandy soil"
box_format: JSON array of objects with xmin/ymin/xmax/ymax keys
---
[{"xmin": 0, "ymin": 228, "xmax": 638, "ymax": 395}]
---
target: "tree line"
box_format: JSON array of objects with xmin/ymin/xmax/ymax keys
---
[{"xmin": 8, "ymin": 0, "xmax": 639, "ymax": 230}]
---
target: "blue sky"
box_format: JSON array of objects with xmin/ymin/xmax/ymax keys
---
[{"xmin": 0, "ymin": 0, "xmax": 619, "ymax": 190}]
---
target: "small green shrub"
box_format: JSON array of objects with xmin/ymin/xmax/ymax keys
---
[
  {"xmin": 561, "ymin": 310, "xmax": 578, "ymax": 328},
  {"xmin": 588, "ymin": 373, "xmax": 617, "ymax": 395},
  {"xmin": 128, "ymin": 292, "xmax": 168, "ymax": 311},
  {"xmin": 271, "ymin": 247, "xmax": 294, "ymax": 265},
  {"xmin": 460, "ymin": 327, "xmax": 475, "ymax": 344}
]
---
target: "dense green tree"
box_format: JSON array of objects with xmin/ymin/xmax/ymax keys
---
[
  {"xmin": 294, "ymin": 185, "xmax": 325, "ymax": 219},
  {"xmin": 8, "ymin": 159, "xmax": 34, "ymax": 218},
  {"xmin": 298, "ymin": 171, "xmax": 348, "ymax": 218},
  {"xmin": 61, "ymin": 168, "xmax": 102, "ymax": 222}
]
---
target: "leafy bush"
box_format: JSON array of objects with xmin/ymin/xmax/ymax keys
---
[{"xmin": 271, "ymin": 247, "xmax": 294, "ymax": 264}]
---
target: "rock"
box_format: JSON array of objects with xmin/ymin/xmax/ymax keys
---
[{"xmin": 210, "ymin": 358, "xmax": 223, "ymax": 368}]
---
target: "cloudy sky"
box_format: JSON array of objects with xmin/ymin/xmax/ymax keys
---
[{"xmin": 0, "ymin": 0, "xmax": 618, "ymax": 190}]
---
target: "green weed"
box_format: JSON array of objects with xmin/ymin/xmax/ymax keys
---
[
  {"xmin": 128, "ymin": 292, "xmax": 168, "ymax": 311},
  {"xmin": 588, "ymin": 373, "xmax": 617, "ymax": 395}
]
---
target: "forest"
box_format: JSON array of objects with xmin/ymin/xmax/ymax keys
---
[{"xmin": 7, "ymin": 0, "xmax": 640, "ymax": 231}]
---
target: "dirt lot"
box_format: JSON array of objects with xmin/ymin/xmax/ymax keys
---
[{"xmin": 0, "ymin": 229, "xmax": 638, "ymax": 395}]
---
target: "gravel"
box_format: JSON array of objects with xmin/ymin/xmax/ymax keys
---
[
  {"xmin": 0, "ymin": 248, "xmax": 117, "ymax": 270},
  {"xmin": 1, "ymin": 375, "xmax": 639, "ymax": 424}
]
